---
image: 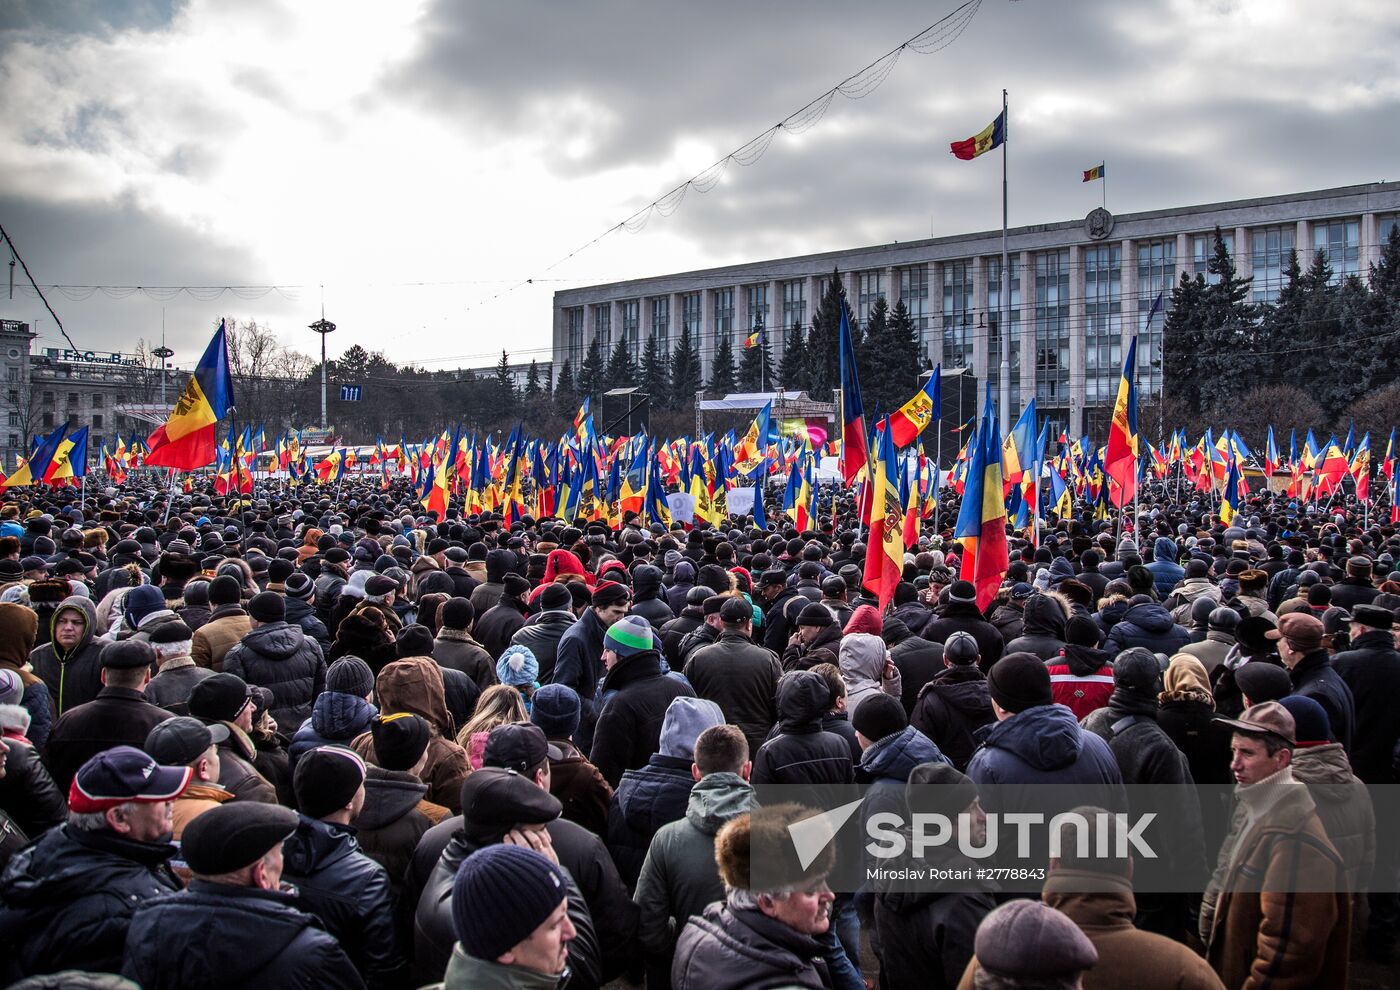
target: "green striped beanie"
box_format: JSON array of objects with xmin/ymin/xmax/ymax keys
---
[{"xmin": 604, "ymin": 614, "xmax": 654, "ymax": 657}]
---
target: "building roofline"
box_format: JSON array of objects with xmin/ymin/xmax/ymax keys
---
[{"xmin": 553, "ymin": 179, "xmax": 1400, "ymax": 301}]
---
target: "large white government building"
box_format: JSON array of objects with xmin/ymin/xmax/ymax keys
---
[{"xmin": 552, "ymin": 181, "xmax": 1400, "ymax": 439}]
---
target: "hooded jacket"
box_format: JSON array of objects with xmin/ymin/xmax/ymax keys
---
[
  {"xmin": 1032, "ymin": 870, "xmax": 1224, "ymax": 990},
  {"xmin": 1289, "ymin": 742, "xmax": 1375, "ymax": 894},
  {"xmin": 751, "ymin": 670, "xmax": 856, "ymax": 787},
  {"xmin": 0, "ymin": 824, "xmax": 181, "ymax": 981},
  {"xmin": 281, "ymin": 816, "xmax": 405, "ymax": 990},
  {"xmin": 1146, "ymin": 537, "xmax": 1186, "ymax": 599},
  {"xmin": 511, "ymin": 609, "xmax": 576, "ymax": 684},
  {"xmin": 29, "ymin": 596, "xmax": 105, "ymax": 717},
  {"xmin": 922, "ymin": 602, "xmax": 1005, "ymax": 671},
  {"xmin": 222, "ymin": 621, "xmax": 327, "ymax": 730},
  {"xmin": 683, "ymin": 631, "xmax": 781, "ymax": 758},
  {"xmin": 857, "ymin": 726, "xmax": 950, "ymax": 831},
  {"xmin": 634, "ymin": 771, "xmax": 757, "ymax": 987},
  {"xmin": 664, "ymin": 560, "xmax": 697, "ymax": 614},
  {"xmin": 780, "ymin": 622, "xmax": 843, "ymax": 673},
  {"xmin": 910, "ymin": 666, "xmax": 995, "ymax": 771},
  {"xmin": 1046, "ymin": 644, "xmax": 1115, "ymax": 721},
  {"xmin": 0, "ymin": 604, "xmax": 50, "ymax": 751},
  {"xmin": 354, "ymin": 765, "xmax": 438, "ymax": 907},
  {"xmin": 965, "ymin": 704, "xmax": 1124, "ymax": 791},
  {"xmin": 121, "ymin": 878, "xmax": 367, "ymax": 990},
  {"xmin": 1103, "ymin": 602, "xmax": 1190, "ymax": 657},
  {"xmin": 351, "ymin": 657, "xmax": 470, "ymax": 812},
  {"xmin": 283, "ymin": 594, "xmax": 331, "ymax": 651},
  {"xmin": 547, "ymin": 738, "xmax": 613, "ymax": 836},
  {"xmin": 885, "ymin": 621, "xmax": 944, "ymax": 714},
  {"xmin": 289, "ymin": 691, "xmax": 377, "ymax": 768},
  {"xmin": 631, "ymin": 565, "xmax": 675, "ymax": 629},
  {"xmin": 1003, "ymin": 594, "xmax": 1069, "ymax": 662},
  {"xmin": 839, "ymin": 632, "xmax": 902, "ymax": 722}
]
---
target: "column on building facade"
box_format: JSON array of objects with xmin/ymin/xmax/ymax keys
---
[
  {"xmin": 1295, "ymin": 220, "xmax": 1311, "ymax": 266},
  {"xmin": 582, "ymin": 302, "xmax": 595, "ymax": 361},
  {"xmin": 699, "ymin": 288, "xmax": 714, "ymax": 384},
  {"xmin": 1067, "ymin": 244, "xmax": 1086, "ymax": 437},
  {"xmin": 1234, "ymin": 226, "xmax": 1251, "ymax": 280},
  {"xmin": 766, "ymin": 279, "xmax": 781, "ymax": 380},
  {"xmin": 927, "ymin": 261, "xmax": 943, "ymax": 370},
  {"xmin": 882, "ymin": 266, "xmax": 895, "ymax": 308},
  {"xmin": 1017, "ymin": 250, "xmax": 1035, "ymax": 408},
  {"xmin": 972, "ymin": 256, "xmax": 990, "ymax": 399},
  {"xmin": 1175, "ymin": 233, "xmax": 1190, "ymax": 283},
  {"xmin": 1120, "ymin": 237, "xmax": 1138, "ymax": 354},
  {"xmin": 1361, "ymin": 213, "xmax": 1379, "ymax": 270}
]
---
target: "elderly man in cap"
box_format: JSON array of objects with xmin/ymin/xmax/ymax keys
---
[
  {"xmin": 1333, "ymin": 602, "xmax": 1400, "ymax": 960},
  {"xmin": 0, "ymin": 746, "xmax": 188, "ymax": 979},
  {"xmin": 1268, "ymin": 611, "xmax": 1356, "ymax": 752},
  {"xmin": 43, "ymin": 639, "xmax": 176, "ymax": 795},
  {"xmin": 954, "ymin": 899, "xmax": 1099, "ymax": 989},
  {"xmin": 144, "ymin": 716, "xmax": 233, "ymax": 839},
  {"xmin": 120, "ymin": 801, "xmax": 367, "ymax": 990},
  {"xmin": 188, "ymin": 671, "xmax": 277, "ymax": 804},
  {"xmin": 1200, "ymin": 701, "xmax": 1350, "ymax": 989},
  {"xmin": 282, "ymin": 745, "xmax": 404, "ymax": 990}
]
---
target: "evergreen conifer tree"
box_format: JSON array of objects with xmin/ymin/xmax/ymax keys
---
[
  {"xmin": 553, "ymin": 359, "xmax": 578, "ymax": 418},
  {"xmin": 778, "ymin": 321, "xmax": 807, "ymax": 391},
  {"xmin": 670, "ymin": 325, "xmax": 702, "ymax": 406},
  {"xmin": 641, "ymin": 332, "xmax": 673, "ymax": 410},
  {"xmin": 737, "ymin": 317, "xmax": 772, "ymax": 392},
  {"xmin": 578, "ymin": 334, "xmax": 606, "ymax": 402},
  {"xmin": 804, "ymin": 267, "xmax": 846, "ymax": 401},
  {"xmin": 493, "ymin": 350, "xmax": 518, "ymax": 408},
  {"xmin": 604, "ymin": 335, "xmax": 639, "ymax": 390},
  {"xmin": 709, "ymin": 334, "xmax": 737, "ymax": 396},
  {"xmin": 524, "ymin": 359, "xmax": 542, "ymax": 398}
]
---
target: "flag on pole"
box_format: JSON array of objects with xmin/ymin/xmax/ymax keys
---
[
  {"xmin": 1104, "ymin": 336, "xmax": 1139, "ymax": 508},
  {"xmin": 1221, "ymin": 453, "xmax": 1242, "ymax": 525},
  {"xmin": 2, "ymin": 424, "xmax": 67, "ymax": 489},
  {"xmin": 886, "ymin": 364, "xmax": 941, "ymax": 449},
  {"xmin": 145, "ymin": 321, "xmax": 234, "ymax": 470},
  {"xmin": 44, "ymin": 426, "xmax": 89, "ymax": 485},
  {"xmin": 743, "ymin": 329, "xmax": 762, "ymax": 350},
  {"xmin": 837, "ymin": 301, "xmax": 867, "ymax": 485},
  {"xmin": 1082, "ymin": 162, "xmax": 1105, "ymax": 182},
  {"xmin": 950, "ymin": 110, "xmax": 1005, "ymax": 161},
  {"xmin": 954, "ymin": 386, "xmax": 1009, "ymax": 610},
  {"xmin": 861, "ymin": 419, "xmax": 903, "ymax": 612}
]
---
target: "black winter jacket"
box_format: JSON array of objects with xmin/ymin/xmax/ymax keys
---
[
  {"xmin": 921, "ymin": 603, "xmax": 1005, "ymax": 670},
  {"xmin": 284, "ymin": 595, "xmax": 332, "ymax": 651},
  {"xmin": 887, "ymin": 625, "xmax": 945, "ymax": 714},
  {"xmin": 910, "ymin": 666, "xmax": 995, "ymax": 771},
  {"xmin": 751, "ymin": 670, "xmax": 856, "ymax": 788},
  {"xmin": 659, "ymin": 608, "xmax": 704, "ymax": 667},
  {"xmin": 631, "ymin": 566, "xmax": 675, "ymax": 630},
  {"xmin": 1102, "ymin": 602, "xmax": 1190, "ymax": 657},
  {"xmin": 590, "ymin": 650, "xmax": 696, "ymax": 787},
  {"xmin": 473, "ymin": 597, "xmax": 529, "ymax": 660},
  {"xmin": 762, "ymin": 587, "xmax": 803, "ymax": 653},
  {"xmin": 605, "ymin": 753, "xmax": 695, "ymax": 889},
  {"xmin": 511, "ymin": 608, "xmax": 576, "ymax": 683},
  {"xmin": 121, "ymin": 878, "xmax": 367, "ymax": 990},
  {"xmin": 0, "ymin": 825, "xmax": 181, "ymax": 981},
  {"xmin": 1288, "ymin": 648, "xmax": 1356, "ymax": 753},
  {"xmin": 0, "ymin": 738, "xmax": 66, "ymax": 842},
  {"xmin": 873, "ymin": 846, "xmax": 996, "ymax": 990},
  {"xmin": 223, "ymin": 621, "xmax": 327, "ymax": 730},
  {"xmin": 1332, "ymin": 630, "xmax": 1400, "ymax": 784},
  {"xmin": 683, "ymin": 631, "xmax": 780, "ymax": 758},
  {"xmin": 1003, "ymin": 595, "xmax": 1068, "ymax": 662},
  {"xmin": 280, "ymin": 816, "xmax": 405, "ymax": 990}
]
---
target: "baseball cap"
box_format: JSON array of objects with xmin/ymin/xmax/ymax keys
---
[
  {"xmin": 481, "ymin": 722, "xmax": 561, "ymax": 773},
  {"xmin": 1213, "ymin": 700, "xmax": 1297, "ymax": 747},
  {"xmin": 69, "ymin": 745, "xmax": 192, "ymax": 813},
  {"xmin": 144, "ymin": 717, "xmax": 229, "ymax": 766}
]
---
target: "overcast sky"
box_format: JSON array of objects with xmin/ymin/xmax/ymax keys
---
[{"xmin": 1, "ymin": 0, "xmax": 1397, "ymax": 374}]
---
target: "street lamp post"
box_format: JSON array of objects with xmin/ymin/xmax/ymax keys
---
[
  {"xmin": 152, "ymin": 346, "xmax": 174, "ymax": 406},
  {"xmin": 309, "ymin": 313, "xmax": 336, "ymax": 430}
]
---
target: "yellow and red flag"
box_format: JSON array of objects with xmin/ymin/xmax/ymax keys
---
[{"xmin": 145, "ymin": 321, "xmax": 234, "ymax": 470}]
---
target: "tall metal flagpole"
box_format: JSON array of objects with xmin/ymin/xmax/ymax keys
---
[
  {"xmin": 933, "ymin": 423, "xmax": 943, "ymax": 537},
  {"xmin": 998, "ymin": 88, "xmax": 1011, "ymax": 429}
]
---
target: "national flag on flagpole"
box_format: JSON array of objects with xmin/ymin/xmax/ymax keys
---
[
  {"xmin": 1082, "ymin": 162, "xmax": 1105, "ymax": 182},
  {"xmin": 954, "ymin": 385, "xmax": 1009, "ymax": 610},
  {"xmin": 861, "ymin": 419, "xmax": 903, "ymax": 612},
  {"xmin": 950, "ymin": 110, "xmax": 1005, "ymax": 161},
  {"xmin": 886, "ymin": 364, "xmax": 941, "ymax": 449},
  {"xmin": 837, "ymin": 300, "xmax": 867, "ymax": 485},
  {"xmin": 145, "ymin": 321, "xmax": 234, "ymax": 470},
  {"xmin": 743, "ymin": 329, "xmax": 762, "ymax": 350},
  {"xmin": 1104, "ymin": 336, "xmax": 1139, "ymax": 508},
  {"xmin": 2, "ymin": 424, "xmax": 67, "ymax": 489}
]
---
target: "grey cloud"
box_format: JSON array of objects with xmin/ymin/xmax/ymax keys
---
[{"xmin": 0, "ymin": 0, "xmax": 183, "ymax": 38}]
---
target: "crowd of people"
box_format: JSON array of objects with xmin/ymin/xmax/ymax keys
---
[{"xmin": 0, "ymin": 476, "xmax": 1396, "ymax": 989}]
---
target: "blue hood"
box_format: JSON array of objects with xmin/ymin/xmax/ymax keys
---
[
  {"xmin": 310, "ymin": 691, "xmax": 377, "ymax": 740},
  {"xmin": 980, "ymin": 704, "xmax": 1085, "ymax": 771},
  {"xmin": 1120, "ymin": 601, "xmax": 1176, "ymax": 633},
  {"xmin": 859, "ymin": 725, "xmax": 949, "ymax": 782},
  {"xmin": 1153, "ymin": 537, "xmax": 1179, "ymax": 563}
]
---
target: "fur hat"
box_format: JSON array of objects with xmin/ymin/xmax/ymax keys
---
[{"xmin": 715, "ymin": 803, "xmax": 835, "ymax": 894}]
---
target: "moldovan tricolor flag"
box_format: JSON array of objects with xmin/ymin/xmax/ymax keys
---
[
  {"xmin": 1104, "ymin": 336, "xmax": 1139, "ymax": 508},
  {"xmin": 145, "ymin": 321, "xmax": 234, "ymax": 470},
  {"xmin": 954, "ymin": 386, "xmax": 1009, "ymax": 610},
  {"xmin": 887, "ymin": 364, "xmax": 941, "ymax": 449},
  {"xmin": 860, "ymin": 419, "xmax": 903, "ymax": 612},
  {"xmin": 838, "ymin": 302, "xmax": 867, "ymax": 485},
  {"xmin": 950, "ymin": 110, "xmax": 1005, "ymax": 161}
]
